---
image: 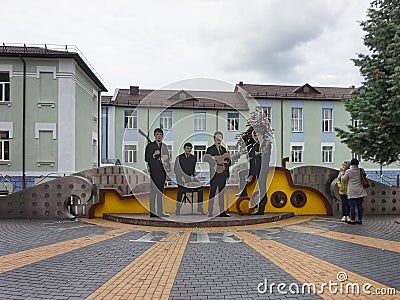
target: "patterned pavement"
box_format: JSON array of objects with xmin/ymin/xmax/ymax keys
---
[{"xmin": 0, "ymin": 215, "xmax": 399, "ymax": 299}]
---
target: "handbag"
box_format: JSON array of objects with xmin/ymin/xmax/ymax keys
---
[{"xmin": 360, "ymin": 169, "xmax": 370, "ymax": 188}]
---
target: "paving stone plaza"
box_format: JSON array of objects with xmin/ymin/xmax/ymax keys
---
[{"xmin": 0, "ymin": 215, "xmax": 399, "ymax": 299}]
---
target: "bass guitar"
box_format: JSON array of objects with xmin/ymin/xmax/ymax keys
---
[{"xmin": 138, "ymin": 128, "xmax": 171, "ymax": 172}]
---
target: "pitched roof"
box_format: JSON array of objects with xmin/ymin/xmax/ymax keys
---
[
  {"xmin": 102, "ymin": 88, "xmax": 249, "ymax": 110},
  {"xmin": 0, "ymin": 44, "xmax": 107, "ymax": 92},
  {"xmin": 238, "ymin": 83, "xmax": 357, "ymax": 100}
]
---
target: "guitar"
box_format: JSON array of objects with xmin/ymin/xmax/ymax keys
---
[
  {"xmin": 204, "ymin": 144, "xmax": 254, "ymax": 174},
  {"xmin": 138, "ymin": 128, "xmax": 152, "ymax": 144},
  {"xmin": 214, "ymin": 152, "xmax": 232, "ymax": 174},
  {"xmin": 138, "ymin": 128, "xmax": 171, "ymax": 172}
]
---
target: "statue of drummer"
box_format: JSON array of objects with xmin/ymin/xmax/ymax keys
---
[{"xmin": 174, "ymin": 143, "xmax": 205, "ymax": 215}]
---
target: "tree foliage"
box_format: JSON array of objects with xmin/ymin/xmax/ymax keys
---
[{"xmin": 336, "ymin": 0, "xmax": 400, "ymax": 165}]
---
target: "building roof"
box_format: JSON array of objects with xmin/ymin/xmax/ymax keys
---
[
  {"xmin": 0, "ymin": 44, "xmax": 107, "ymax": 92},
  {"xmin": 102, "ymin": 87, "xmax": 249, "ymax": 110},
  {"xmin": 102, "ymin": 95, "xmax": 113, "ymax": 103},
  {"xmin": 237, "ymin": 82, "xmax": 357, "ymax": 101}
]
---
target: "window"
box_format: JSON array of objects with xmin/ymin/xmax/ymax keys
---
[
  {"xmin": 124, "ymin": 110, "xmax": 137, "ymax": 129},
  {"xmin": 101, "ymin": 107, "xmax": 108, "ymax": 119},
  {"xmin": 124, "ymin": 144, "xmax": 137, "ymax": 163},
  {"xmin": 227, "ymin": 144, "xmax": 238, "ymax": 157},
  {"xmin": 165, "ymin": 143, "xmax": 173, "ymax": 159},
  {"xmin": 0, "ymin": 73, "xmax": 10, "ymax": 102},
  {"xmin": 351, "ymin": 119, "xmax": 361, "ymax": 128},
  {"xmin": 160, "ymin": 111, "xmax": 172, "ymax": 130},
  {"xmin": 227, "ymin": 112, "xmax": 239, "ymax": 131},
  {"xmin": 352, "ymin": 153, "xmax": 362, "ymax": 163},
  {"xmin": 322, "ymin": 108, "xmax": 333, "ymax": 132},
  {"xmin": 0, "ymin": 131, "xmax": 10, "ymax": 161},
  {"xmin": 322, "ymin": 145, "xmax": 333, "ymax": 163},
  {"xmin": 291, "ymin": 145, "xmax": 303, "ymax": 163},
  {"xmin": 351, "ymin": 120, "xmax": 362, "ymax": 161},
  {"xmin": 194, "ymin": 145, "xmax": 206, "ymax": 162},
  {"xmin": 291, "ymin": 108, "xmax": 303, "ymax": 132},
  {"xmin": 261, "ymin": 106, "xmax": 271, "ymax": 120},
  {"xmin": 194, "ymin": 112, "xmax": 206, "ymax": 131}
]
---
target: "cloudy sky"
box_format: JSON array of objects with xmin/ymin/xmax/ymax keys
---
[{"xmin": 4, "ymin": 0, "xmax": 371, "ymax": 94}]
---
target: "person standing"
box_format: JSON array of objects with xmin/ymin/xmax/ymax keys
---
[
  {"xmin": 174, "ymin": 143, "xmax": 204, "ymax": 215},
  {"xmin": 337, "ymin": 160, "xmax": 351, "ymax": 222},
  {"xmin": 341, "ymin": 158, "xmax": 367, "ymax": 224},
  {"xmin": 145, "ymin": 128, "xmax": 170, "ymax": 218},
  {"xmin": 204, "ymin": 132, "xmax": 231, "ymax": 217}
]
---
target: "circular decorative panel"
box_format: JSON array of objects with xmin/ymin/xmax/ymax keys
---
[
  {"xmin": 290, "ymin": 191, "xmax": 307, "ymax": 208},
  {"xmin": 271, "ymin": 191, "xmax": 287, "ymax": 208}
]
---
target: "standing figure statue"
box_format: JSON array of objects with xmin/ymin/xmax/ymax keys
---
[
  {"xmin": 204, "ymin": 131, "xmax": 232, "ymax": 217},
  {"xmin": 144, "ymin": 128, "xmax": 171, "ymax": 218},
  {"xmin": 252, "ymin": 135, "xmax": 272, "ymax": 215},
  {"xmin": 234, "ymin": 107, "xmax": 273, "ymax": 215}
]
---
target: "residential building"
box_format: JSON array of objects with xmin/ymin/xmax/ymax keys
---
[
  {"xmin": 0, "ymin": 44, "xmax": 107, "ymax": 192},
  {"xmin": 237, "ymin": 82, "xmax": 400, "ymax": 185},
  {"xmin": 102, "ymin": 82, "xmax": 400, "ymax": 186}
]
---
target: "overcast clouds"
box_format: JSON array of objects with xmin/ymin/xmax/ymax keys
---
[{"xmin": 3, "ymin": 0, "xmax": 370, "ymax": 93}]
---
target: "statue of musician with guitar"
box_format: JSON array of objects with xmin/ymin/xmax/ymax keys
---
[
  {"xmin": 144, "ymin": 128, "xmax": 171, "ymax": 218},
  {"xmin": 204, "ymin": 131, "xmax": 232, "ymax": 217}
]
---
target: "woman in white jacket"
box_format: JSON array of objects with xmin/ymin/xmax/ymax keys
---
[{"xmin": 341, "ymin": 158, "xmax": 367, "ymax": 224}]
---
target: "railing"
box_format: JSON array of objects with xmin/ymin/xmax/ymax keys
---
[
  {"xmin": 0, "ymin": 173, "xmax": 15, "ymax": 193},
  {"xmin": 34, "ymin": 173, "xmax": 62, "ymax": 186},
  {"xmin": 103, "ymin": 99, "xmax": 248, "ymax": 109},
  {"xmin": 250, "ymin": 91, "xmax": 353, "ymax": 100},
  {"xmin": 370, "ymin": 171, "xmax": 400, "ymax": 188}
]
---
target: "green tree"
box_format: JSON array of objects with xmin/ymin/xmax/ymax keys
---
[{"xmin": 336, "ymin": 0, "xmax": 400, "ymax": 165}]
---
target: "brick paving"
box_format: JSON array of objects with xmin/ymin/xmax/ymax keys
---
[
  {"xmin": 0, "ymin": 219, "xmax": 112, "ymax": 256},
  {"xmin": 0, "ymin": 216, "xmax": 398, "ymax": 299},
  {"xmin": 169, "ymin": 232, "xmax": 321, "ymax": 299},
  {"xmin": 296, "ymin": 216, "xmax": 400, "ymax": 242}
]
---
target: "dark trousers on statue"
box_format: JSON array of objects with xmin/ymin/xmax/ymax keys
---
[
  {"xmin": 208, "ymin": 174, "xmax": 226, "ymax": 216},
  {"xmin": 255, "ymin": 173, "xmax": 267, "ymax": 215},
  {"xmin": 237, "ymin": 169, "xmax": 249, "ymax": 197},
  {"xmin": 150, "ymin": 174, "xmax": 166, "ymax": 215}
]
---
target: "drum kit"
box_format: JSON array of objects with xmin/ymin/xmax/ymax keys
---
[{"xmin": 183, "ymin": 179, "xmax": 203, "ymax": 189}]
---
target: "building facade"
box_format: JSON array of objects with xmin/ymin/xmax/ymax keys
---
[
  {"xmin": 238, "ymin": 82, "xmax": 399, "ymax": 185},
  {"xmin": 102, "ymin": 82, "xmax": 399, "ymax": 186},
  {"xmin": 101, "ymin": 86, "xmax": 253, "ymax": 181},
  {"xmin": 0, "ymin": 44, "xmax": 107, "ymax": 192}
]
